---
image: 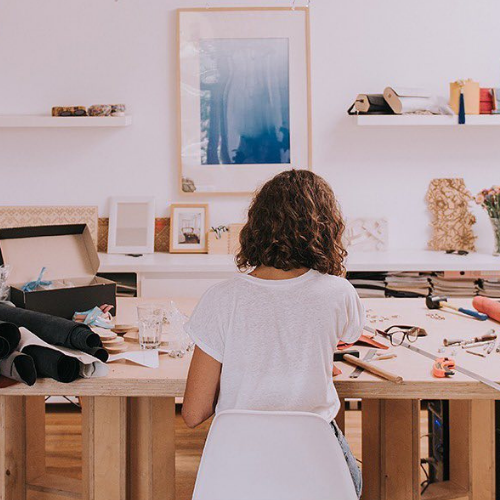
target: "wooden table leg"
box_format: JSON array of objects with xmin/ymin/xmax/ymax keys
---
[
  {"xmin": 449, "ymin": 400, "xmax": 495, "ymax": 500},
  {"xmin": 336, "ymin": 398, "xmax": 346, "ymax": 434},
  {"xmin": 362, "ymin": 399, "xmax": 420, "ymax": 500},
  {"xmin": 82, "ymin": 397, "xmax": 127, "ymax": 500},
  {"xmin": 0, "ymin": 396, "xmax": 26, "ymax": 500},
  {"xmin": 127, "ymin": 397, "xmax": 176, "ymax": 500}
]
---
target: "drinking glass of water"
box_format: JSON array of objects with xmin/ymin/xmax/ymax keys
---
[{"xmin": 137, "ymin": 304, "xmax": 163, "ymax": 350}]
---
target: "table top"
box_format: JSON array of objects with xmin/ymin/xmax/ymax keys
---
[{"xmin": 1, "ymin": 297, "xmax": 500, "ymax": 399}]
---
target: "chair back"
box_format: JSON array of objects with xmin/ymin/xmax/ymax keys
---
[{"xmin": 192, "ymin": 410, "xmax": 358, "ymax": 500}]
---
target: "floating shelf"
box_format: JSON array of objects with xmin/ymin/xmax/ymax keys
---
[
  {"xmin": 356, "ymin": 115, "xmax": 500, "ymax": 126},
  {"xmin": 0, "ymin": 115, "xmax": 132, "ymax": 128},
  {"xmin": 98, "ymin": 250, "xmax": 500, "ymax": 274}
]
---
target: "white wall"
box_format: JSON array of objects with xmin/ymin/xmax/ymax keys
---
[{"xmin": 1, "ymin": 0, "xmax": 500, "ymax": 252}]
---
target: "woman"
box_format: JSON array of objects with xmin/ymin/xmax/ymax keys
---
[{"xmin": 182, "ymin": 169, "xmax": 364, "ymax": 497}]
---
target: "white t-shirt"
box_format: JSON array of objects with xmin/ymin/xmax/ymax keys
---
[{"xmin": 184, "ymin": 269, "xmax": 365, "ymax": 422}]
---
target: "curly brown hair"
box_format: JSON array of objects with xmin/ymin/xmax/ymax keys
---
[{"xmin": 236, "ymin": 170, "xmax": 347, "ymax": 276}]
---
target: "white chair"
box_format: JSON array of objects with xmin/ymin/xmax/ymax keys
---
[{"xmin": 192, "ymin": 410, "xmax": 358, "ymax": 500}]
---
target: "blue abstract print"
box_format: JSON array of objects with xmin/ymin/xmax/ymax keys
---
[{"xmin": 200, "ymin": 38, "xmax": 290, "ymax": 165}]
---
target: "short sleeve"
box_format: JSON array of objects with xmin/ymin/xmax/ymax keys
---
[
  {"xmin": 340, "ymin": 283, "xmax": 366, "ymax": 344},
  {"xmin": 184, "ymin": 286, "xmax": 227, "ymax": 363}
]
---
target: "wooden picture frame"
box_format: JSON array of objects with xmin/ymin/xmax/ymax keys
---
[
  {"xmin": 107, "ymin": 197, "xmax": 155, "ymax": 255},
  {"xmin": 169, "ymin": 204, "xmax": 209, "ymax": 254},
  {"xmin": 177, "ymin": 7, "xmax": 312, "ymax": 195}
]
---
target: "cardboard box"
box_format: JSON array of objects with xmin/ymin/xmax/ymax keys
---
[{"xmin": 0, "ymin": 224, "xmax": 116, "ymax": 319}]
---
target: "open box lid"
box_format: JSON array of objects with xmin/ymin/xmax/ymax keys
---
[{"xmin": 0, "ymin": 224, "xmax": 100, "ymax": 286}]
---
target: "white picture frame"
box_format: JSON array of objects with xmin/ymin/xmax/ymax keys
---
[
  {"xmin": 107, "ymin": 197, "xmax": 155, "ymax": 255},
  {"xmin": 169, "ymin": 204, "xmax": 209, "ymax": 253},
  {"xmin": 177, "ymin": 8, "xmax": 311, "ymax": 194}
]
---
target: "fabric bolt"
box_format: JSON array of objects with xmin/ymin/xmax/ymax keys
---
[
  {"xmin": 18, "ymin": 328, "xmax": 108, "ymax": 380},
  {"xmin": 0, "ymin": 351, "xmax": 37, "ymax": 386},
  {"xmin": 0, "ymin": 321, "xmax": 21, "ymax": 359},
  {"xmin": 87, "ymin": 346, "xmax": 109, "ymax": 363},
  {"xmin": 0, "ymin": 304, "xmax": 102, "ymax": 354},
  {"xmin": 22, "ymin": 345, "xmax": 79, "ymax": 384},
  {"xmin": 185, "ymin": 270, "xmax": 365, "ymax": 422}
]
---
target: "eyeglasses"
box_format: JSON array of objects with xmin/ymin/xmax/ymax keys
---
[
  {"xmin": 445, "ymin": 250, "xmax": 469, "ymax": 256},
  {"xmin": 375, "ymin": 324, "xmax": 427, "ymax": 346}
]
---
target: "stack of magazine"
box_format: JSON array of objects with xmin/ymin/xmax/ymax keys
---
[
  {"xmin": 385, "ymin": 272, "xmax": 432, "ymax": 298},
  {"xmin": 431, "ymin": 273, "xmax": 477, "ymax": 297},
  {"xmin": 347, "ymin": 272, "xmax": 387, "ymax": 298}
]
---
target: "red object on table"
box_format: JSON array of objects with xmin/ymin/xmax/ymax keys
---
[
  {"xmin": 337, "ymin": 334, "xmax": 389, "ymax": 351},
  {"xmin": 433, "ymin": 357, "xmax": 456, "ymax": 378}
]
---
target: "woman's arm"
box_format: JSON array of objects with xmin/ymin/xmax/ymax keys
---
[{"xmin": 182, "ymin": 346, "xmax": 222, "ymax": 428}]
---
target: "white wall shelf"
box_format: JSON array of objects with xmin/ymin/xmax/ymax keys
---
[
  {"xmin": 0, "ymin": 115, "xmax": 132, "ymax": 128},
  {"xmin": 356, "ymin": 115, "xmax": 500, "ymax": 126},
  {"xmin": 98, "ymin": 250, "xmax": 500, "ymax": 274}
]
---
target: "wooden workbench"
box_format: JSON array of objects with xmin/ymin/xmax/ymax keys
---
[{"xmin": 0, "ymin": 297, "xmax": 498, "ymax": 500}]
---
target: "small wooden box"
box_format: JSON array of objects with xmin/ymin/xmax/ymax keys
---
[
  {"xmin": 450, "ymin": 80, "xmax": 480, "ymax": 115},
  {"xmin": 207, "ymin": 232, "xmax": 229, "ymax": 255},
  {"xmin": 228, "ymin": 224, "xmax": 244, "ymax": 255}
]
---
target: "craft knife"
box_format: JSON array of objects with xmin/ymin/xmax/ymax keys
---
[
  {"xmin": 364, "ymin": 326, "xmax": 500, "ymax": 392},
  {"xmin": 349, "ymin": 348, "xmax": 377, "ymax": 379}
]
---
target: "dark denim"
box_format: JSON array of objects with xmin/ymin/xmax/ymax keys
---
[{"xmin": 331, "ymin": 421, "xmax": 362, "ymax": 499}]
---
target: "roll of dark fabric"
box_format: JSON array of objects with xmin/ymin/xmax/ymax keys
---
[
  {"xmin": 0, "ymin": 321, "xmax": 21, "ymax": 359},
  {"xmin": 87, "ymin": 346, "xmax": 109, "ymax": 363},
  {"xmin": 0, "ymin": 351, "xmax": 37, "ymax": 386},
  {"xmin": 23, "ymin": 345, "xmax": 80, "ymax": 384},
  {"xmin": 0, "ymin": 305, "xmax": 102, "ymax": 354}
]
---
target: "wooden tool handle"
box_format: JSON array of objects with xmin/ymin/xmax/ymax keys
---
[{"xmin": 343, "ymin": 354, "xmax": 403, "ymax": 384}]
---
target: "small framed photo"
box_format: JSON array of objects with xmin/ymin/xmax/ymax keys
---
[
  {"xmin": 108, "ymin": 196, "xmax": 155, "ymax": 255},
  {"xmin": 169, "ymin": 204, "xmax": 209, "ymax": 253}
]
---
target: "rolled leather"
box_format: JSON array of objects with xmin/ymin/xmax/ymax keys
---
[
  {"xmin": 18, "ymin": 328, "xmax": 108, "ymax": 381},
  {"xmin": 0, "ymin": 304, "xmax": 102, "ymax": 355},
  {"xmin": 0, "ymin": 351, "xmax": 37, "ymax": 386},
  {"xmin": 22, "ymin": 345, "xmax": 79, "ymax": 384},
  {"xmin": 0, "ymin": 321, "xmax": 21, "ymax": 359}
]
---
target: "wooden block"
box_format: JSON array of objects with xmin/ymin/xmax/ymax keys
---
[
  {"xmin": 362, "ymin": 399, "xmax": 381, "ymax": 500},
  {"xmin": 336, "ymin": 398, "xmax": 346, "ymax": 434},
  {"xmin": 82, "ymin": 397, "xmax": 127, "ymax": 500},
  {"xmin": 26, "ymin": 397, "xmax": 47, "ymax": 483},
  {"xmin": 362, "ymin": 399, "xmax": 419, "ymax": 500},
  {"xmin": 449, "ymin": 400, "xmax": 495, "ymax": 500},
  {"xmin": 381, "ymin": 400, "xmax": 420, "ymax": 500},
  {"xmin": 127, "ymin": 397, "xmax": 176, "ymax": 500},
  {"xmin": 0, "ymin": 396, "xmax": 26, "ymax": 500}
]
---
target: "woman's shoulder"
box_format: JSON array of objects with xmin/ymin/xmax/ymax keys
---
[
  {"xmin": 313, "ymin": 271, "xmax": 353, "ymax": 287},
  {"xmin": 198, "ymin": 277, "xmax": 240, "ymax": 304}
]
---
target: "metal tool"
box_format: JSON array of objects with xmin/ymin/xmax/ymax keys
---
[
  {"xmin": 365, "ymin": 326, "xmax": 500, "ymax": 392},
  {"xmin": 373, "ymin": 353, "xmax": 397, "ymax": 361},
  {"xmin": 349, "ymin": 349, "xmax": 376, "ymax": 378},
  {"xmin": 339, "ymin": 352, "xmax": 403, "ymax": 384},
  {"xmin": 466, "ymin": 349, "xmax": 486, "ymax": 358},
  {"xmin": 426, "ymin": 295, "xmax": 489, "ymax": 321},
  {"xmin": 443, "ymin": 338, "xmax": 464, "ymax": 347},
  {"xmin": 460, "ymin": 340, "xmax": 495, "ymax": 349},
  {"xmin": 485, "ymin": 341, "xmax": 496, "ymax": 355}
]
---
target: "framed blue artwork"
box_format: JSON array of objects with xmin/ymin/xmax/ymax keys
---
[{"xmin": 178, "ymin": 8, "xmax": 311, "ymax": 194}]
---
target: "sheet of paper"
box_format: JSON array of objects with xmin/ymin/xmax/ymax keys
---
[{"xmin": 108, "ymin": 350, "xmax": 159, "ymax": 368}]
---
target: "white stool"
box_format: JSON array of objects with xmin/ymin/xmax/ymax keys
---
[{"xmin": 193, "ymin": 410, "xmax": 358, "ymax": 500}]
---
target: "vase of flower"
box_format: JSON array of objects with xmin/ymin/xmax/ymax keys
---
[
  {"xmin": 490, "ymin": 217, "xmax": 500, "ymax": 256},
  {"xmin": 476, "ymin": 186, "xmax": 500, "ymax": 256}
]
